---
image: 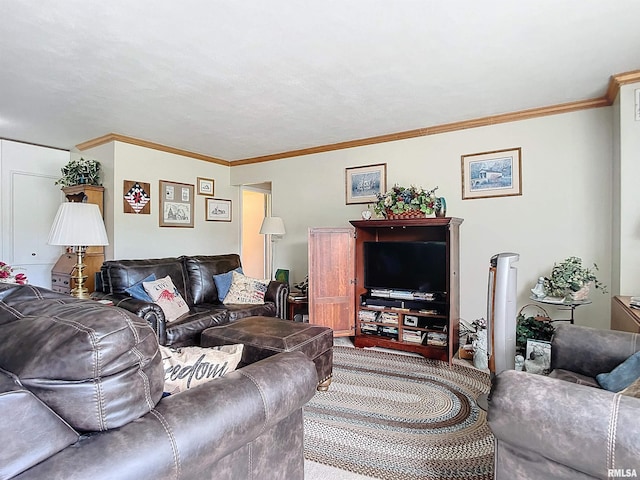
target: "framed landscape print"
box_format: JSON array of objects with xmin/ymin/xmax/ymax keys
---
[
  {"xmin": 345, "ymin": 163, "xmax": 387, "ymax": 204},
  {"xmin": 205, "ymin": 197, "xmax": 232, "ymax": 222},
  {"xmin": 461, "ymin": 147, "xmax": 522, "ymax": 200},
  {"xmin": 197, "ymin": 177, "xmax": 215, "ymax": 196},
  {"xmin": 159, "ymin": 180, "xmax": 194, "ymax": 227}
]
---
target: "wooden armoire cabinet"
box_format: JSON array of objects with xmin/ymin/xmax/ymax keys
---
[
  {"xmin": 308, "ymin": 227, "xmax": 355, "ymax": 336},
  {"xmin": 50, "ymin": 185, "xmax": 105, "ymax": 294},
  {"xmin": 308, "ymin": 218, "xmax": 463, "ymax": 364}
]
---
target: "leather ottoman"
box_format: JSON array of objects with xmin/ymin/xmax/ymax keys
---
[{"xmin": 201, "ymin": 316, "xmax": 333, "ymax": 391}]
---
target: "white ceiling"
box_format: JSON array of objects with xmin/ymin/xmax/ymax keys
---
[{"xmin": 1, "ymin": 1, "xmax": 639, "ymax": 162}]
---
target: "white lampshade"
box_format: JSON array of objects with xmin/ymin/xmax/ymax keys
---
[
  {"xmin": 48, "ymin": 202, "xmax": 109, "ymax": 246},
  {"xmin": 259, "ymin": 216, "xmax": 286, "ymax": 236}
]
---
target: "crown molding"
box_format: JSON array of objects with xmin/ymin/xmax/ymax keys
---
[
  {"xmin": 76, "ymin": 133, "xmax": 230, "ymax": 166},
  {"xmin": 76, "ymin": 70, "xmax": 640, "ymax": 166},
  {"xmin": 234, "ymin": 97, "xmax": 609, "ymax": 165},
  {"xmin": 605, "ymin": 70, "xmax": 640, "ymax": 104}
]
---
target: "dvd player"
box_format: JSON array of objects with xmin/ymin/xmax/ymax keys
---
[{"xmin": 388, "ymin": 290, "xmax": 414, "ymax": 300}]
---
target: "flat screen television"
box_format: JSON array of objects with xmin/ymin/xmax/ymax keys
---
[{"xmin": 363, "ymin": 241, "xmax": 447, "ymax": 294}]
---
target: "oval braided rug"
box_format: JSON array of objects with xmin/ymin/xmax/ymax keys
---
[{"xmin": 304, "ymin": 346, "xmax": 494, "ymax": 480}]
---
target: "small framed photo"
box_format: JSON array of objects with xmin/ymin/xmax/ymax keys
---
[
  {"xmin": 345, "ymin": 163, "xmax": 387, "ymax": 204},
  {"xmin": 197, "ymin": 177, "xmax": 215, "ymax": 196},
  {"xmin": 159, "ymin": 180, "xmax": 194, "ymax": 228},
  {"xmin": 525, "ymin": 339, "xmax": 551, "ymax": 375},
  {"xmin": 461, "ymin": 147, "xmax": 522, "ymax": 200},
  {"xmin": 205, "ymin": 198, "xmax": 232, "ymax": 222}
]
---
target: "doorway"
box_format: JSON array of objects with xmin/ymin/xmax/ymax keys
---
[{"xmin": 241, "ymin": 183, "xmax": 271, "ymax": 279}]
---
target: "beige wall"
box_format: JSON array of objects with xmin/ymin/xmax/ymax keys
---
[
  {"xmin": 84, "ymin": 141, "xmax": 240, "ymax": 260},
  {"xmin": 231, "ymin": 107, "xmax": 615, "ymax": 329},
  {"xmin": 617, "ymin": 82, "xmax": 640, "ymax": 295}
]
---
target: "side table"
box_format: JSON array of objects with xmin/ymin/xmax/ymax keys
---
[
  {"xmin": 611, "ymin": 295, "xmax": 640, "ymax": 333},
  {"xmin": 529, "ymin": 295, "xmax": 592, "ymax": 324},
  {"xmin": 287, "ymin": 294, "xmax": 308, "ymax": 321}
]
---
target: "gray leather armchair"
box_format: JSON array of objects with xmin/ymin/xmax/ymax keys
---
[
  {"xmin": 0, "ymin": 283, "xmax": 316, "ymax": 480},
  {"xmin": 488, "ymin": 324, "xmax": 640, "ymax": 480}
]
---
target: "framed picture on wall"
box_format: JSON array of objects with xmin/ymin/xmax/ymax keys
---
[
  {"xmin": 345, "ymin": 163, "xmax": 387, "ymax": 204},
  {"xmin": 205, "ymin": 198, "xmax": 232, "ymax": 222},
  {"xmin": 123, "ymin": 180, "xmax": 151, "ymax": 214},
  {"xmin": 197, "ymin": 177, "xmax": 215, "ymax": 196},
  {"xmin": 159, "ymin": 180, "xmax": 194, "ymax": 227},
  {"xmin": 461, "ymin": 147, "xmax": 522, "ymax": 200}
]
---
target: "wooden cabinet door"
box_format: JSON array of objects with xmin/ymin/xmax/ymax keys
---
[{"xmin": 308, "ymin": 227, "xmax": 355, "ymax": 336}]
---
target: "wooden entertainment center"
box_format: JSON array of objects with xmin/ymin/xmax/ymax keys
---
[{"xmin": 351, "ymin": 217, "xmax": 462, "ymax": 364}]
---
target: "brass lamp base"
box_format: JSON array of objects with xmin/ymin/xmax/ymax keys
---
[{"xmin": 71, "ymin": 247, "xmax": 90, "ymax": 299}]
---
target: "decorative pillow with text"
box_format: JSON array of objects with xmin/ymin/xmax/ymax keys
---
[
  {"xmin": 223, "ymin": 271, "xmax": 269, "ymax": 305},
  {"xmin": 159, "ymin": 344, "xmax": 244, "ymax": 394},
  {"xmin": 143, "ymin": 275, "xmax": 189, "ymax": 322}
]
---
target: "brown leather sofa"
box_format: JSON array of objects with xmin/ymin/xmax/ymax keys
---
[
  {"xmin": 92, "ymin": 254, "xmax": 288, "ymax": 346},
  {"xmin": 488, "ymin": 324, "xmax": 640, "ymax": 480},
  {"xmin": 0, "ymin": 283, "xmax": 317, "ymax": 480}
]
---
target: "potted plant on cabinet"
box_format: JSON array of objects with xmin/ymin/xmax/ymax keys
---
[
  {"xmin": 373, "ymin": 185, "xmax": 440, "ymax": 219},
  {"xmin": 55, "ymin": 158, "xmax": 102, "ymax": 187}
]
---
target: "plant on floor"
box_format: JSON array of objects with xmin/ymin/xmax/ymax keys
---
[
  {"xmin": 516, "ymin": 314, "xmax": 554, "ymax": 355},
  {"xmin": 55, "ymin": 157, "xmax": 102, "ymax": 187}
]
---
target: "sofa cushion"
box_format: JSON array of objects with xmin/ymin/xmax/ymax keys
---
[
  {"xmin": 0, "ymin": 285, "xmax": 164, "ymax": 432},
  {"xmin": 124, "ymin": 273, "xmax": 156, "ymax": 302},
  {"xmin": 160, "ymin": 344, "xmax": 243, "ymax": 394},
  {"xmin": 183, "ymin": 254, "xmax": 242, "ymax": 305},
  {"xmin": 99, "ymin": 257, "xmax": 190, "ymax": 303},
  {"xmin": 213, "ymin": 267, "xmax": 243, "ymax": 302},
  {"xmin": 144, "ymin": 275, "xmax": 190, "ymax": 322},
  {"xmin": 223, "ymin": 271, "xmax": 269, "ymax": 305},
  {"xmin": 596, "ymin": 351, "xmax": 640, "ymax": 392},
  {"xmin": 0, "ymin": 369, "xmax": 79, "ymax": 479},
  {"xmin": 163, "ymin": 306, "xmax": 230, "ymax": 347},
  {"xmin": 548, "ymin": 368, "xmax": 601, "ymax": 388}
]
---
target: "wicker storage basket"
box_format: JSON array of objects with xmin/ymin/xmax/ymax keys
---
[{"xmin": 385, "ymin": 209, "xmax": 426, "ymax": 220}]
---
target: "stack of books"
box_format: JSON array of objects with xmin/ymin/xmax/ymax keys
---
[
  {"xmin": 359, "ymin": 310, "xmax": 380, "ymax": 322},
  {"xmin": 380, "ymin": 312, "xmax": 399, "ymax": 325},
  {"xmin": 630, "ymin": 297, "xmax": 640, "ymax": 309},
  {"xmin": 402, "ymin": 330, "xmax": 426, "ymax": 344}
]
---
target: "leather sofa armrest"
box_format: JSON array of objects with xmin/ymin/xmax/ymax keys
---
[
  {"xmin": 0, "ymin": 370, "xmax": 79, "ymax": 479},
  {"xmin": 551, "ymin": 324, "xmax": 640, "ymax": 378},
  {"xmin": 488, "ymin": 370, "xmax": 640, "ymax": 478},
  {"xmin": 265, "ymin": 280, "xmax": 289, "ymax": 319},
  {"xmin": 16, "ymin": 352, "xmax": 318, "ymax": 480},
  {"xmin": 90, "ymin": 292, "xmax": 168, "ymax": 345}
]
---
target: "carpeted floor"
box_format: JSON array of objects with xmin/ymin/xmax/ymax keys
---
[{"xmin": 303, "ymin": 345, "xmax": 493, "ymax": 480}]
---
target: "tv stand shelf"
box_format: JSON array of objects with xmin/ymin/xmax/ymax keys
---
[{"xmin": 350, "ymin": 217, "xmax": 463, "ymax": 364}]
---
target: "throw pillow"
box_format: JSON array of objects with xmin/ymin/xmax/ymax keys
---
[
  {"xmin": 212, "ymin": 267, "xmax": 243, "ymax": 302},
  {"xmin": 223, "ymin": 271, "xmax": 269, "ymax": 305},
  {"xmin": 159, "ymin": 344, "xmax": 244, "ymax": 394},
  {"xmin": 143, "ymin": 275, "xmax": 189, "ymax": 323},
  {"xmin": 596, "ymin": 351, "xmax": 640, "ymax": 392},
  {"xmin": 620, "ymin": 377, "xmax": 640, "ymax": 398},
  {"xmin": 124, "ymin": 273, "xmax": 157, "ymax": 302}
]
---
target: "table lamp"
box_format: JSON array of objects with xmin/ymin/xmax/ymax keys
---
[
  {"xmin": 48, "ymin": 202, "xmax": 109, "ymax": 299},
  {"xmin": 259, "ymin": 216, "xmax": 286, "ymax": 279}
]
